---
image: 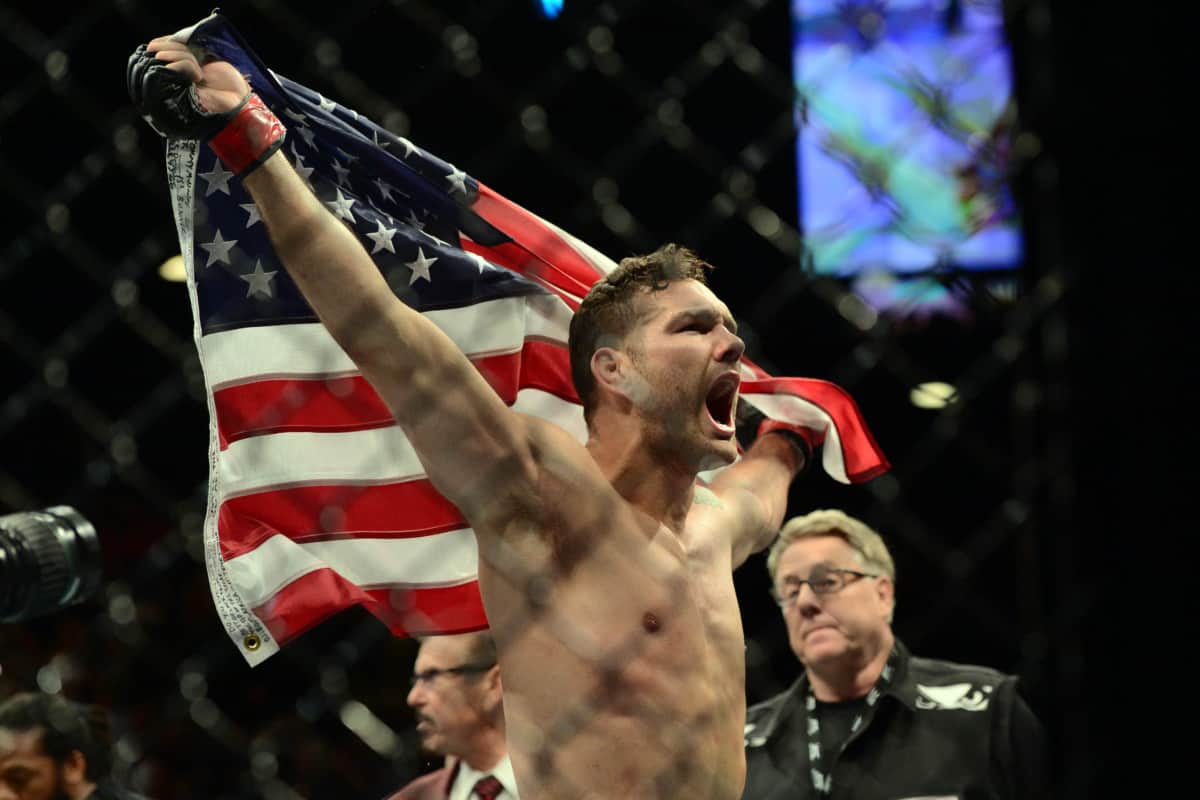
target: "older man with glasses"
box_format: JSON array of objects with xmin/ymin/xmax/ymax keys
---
[
  {"xmin": 384, "ymin": 632, "xmax": 516, "ymax": 800},
  {"xmin": 742, "ymin": 509, "xmax": 1046, "ymax": 800}
]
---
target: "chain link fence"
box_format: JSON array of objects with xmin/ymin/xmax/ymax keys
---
[{"xmin": 1, "ymin": 0, "xmax": 1098, "ymax": 796}]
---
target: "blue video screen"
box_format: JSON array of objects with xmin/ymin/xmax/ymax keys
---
[{"xmin": 793, "ymin": 0, "xmax": 1021, "ymax": 284}]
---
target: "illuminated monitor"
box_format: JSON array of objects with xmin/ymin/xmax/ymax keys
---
[{"xmin": 792, "ymin": 0, "xmax": 1021, "ymax": 312}]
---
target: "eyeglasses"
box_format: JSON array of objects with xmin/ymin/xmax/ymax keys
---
[
  {"xmin": 409, "ymin": 663, "xmax": 495, "ymax": 687},
  {"xmin": 772, "ymin": 567, "xmax": 878, "ymax": 608}
]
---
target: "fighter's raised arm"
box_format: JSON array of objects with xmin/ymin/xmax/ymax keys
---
[
  {"xmin": 706, "ymin": 407, "xmax": 820, "ymax": 568},
  {"xmin": 706, "ymin": 431, "xmax": 804, "ymax": 568},
  {"xmin": 129, "ymin": 38, "xmax": 540, "ymax": 524}
]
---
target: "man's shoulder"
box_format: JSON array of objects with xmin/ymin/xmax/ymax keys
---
[
  {"xmin": 747, "ymin": 684, "xmax": 796, "ymax": 718},
  {"xmin": 906, "ymin": 654, "xmax": 1013, "ymax": 685},
  {"xmin": 900, "ymin": 653, "xmax": 1017, "ymax": 712},
  {"xmin": 381, "ymin": 765, "xmax": 454, "ymax": 800},
  {"xmin": 745, "ymin": 680, "xmax": 804, "ymax": 746}
]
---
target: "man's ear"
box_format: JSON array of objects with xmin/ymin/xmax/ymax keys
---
[
  {"xmin": 484, "ymin": 665, "xmax": 504, "ymax": 714},
  {"xmin": 590, "ymin": 347, "xmax": 627, "ymax": 399},
  {"xmin": 60, "ymin": 749, "xmax": 89, "ymax": 794},
  {"xmin": 875, "ymin": 575, "xmax": 896, "ymax": 624}
]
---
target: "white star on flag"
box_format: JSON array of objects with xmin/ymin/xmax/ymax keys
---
[
  {"xmin": 366, "ymin": 220, "xmax": 399, "ymax": 254},
  {"xmin": 405, "ymin": 210, "xmax": 425, "ymax": 231},
  {"xmin": 331, "ymin": 160, "xmax": 351, "ymax": 186},
  {"xmin": 290, "ymin": 145, "xmax": 315, "ymax": 187},
  {"xmin": 372, "ymin": 129, "xmax": 390, "ymax": 150},
  {"xmin": 199, "ymin": 162, "xmax": 234, "ymax": 196},
  {"xmin": 396, "ymin": 137, "xmax": 417, "ymax": 158},
  {"xmin": 240, "ymin": 260, "xmax": 278, "ymax": 298},
  {"xmin": 282, "ymin": 108, "xmax": 307, "ymax": 124},
  {"xmin": 240, "ymin": 203, "xmax": 262, "ymax": 227},
  {"xmin": 373, "ymin": 178, "xmax": 395, "ymax": 202},
  {"xmin": 200, "ymin": 230, "xmax": 238, "ymax": 266},
  {"xmin": 326, "ymin": 188, "xmax": 356, "ymax": 221},
  {"xmin": 445, "ymin": 166, "xmax": 469, "ymax": 195},
  {"xmin": 297, "ymin": 126, "xmax": 317, "ymax": 148},
  {"xmin": 317, "ymin": 93, "xmax": 336, "ymax": 111},
  {"xmin": 466, "ymin": 251, "xmax": 489, "ymax": 273},
  {"xmin": 406, "ymin": 247, "xmax": 438, "ymax": 285}
]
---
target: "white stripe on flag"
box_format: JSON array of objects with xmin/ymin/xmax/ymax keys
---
[
  {"xmin": 202, "ymin": 293, "xmax": 574, "ymax": 389},
  {"xmin": 742, "ymin": 390, "xmax": 848, "ymax": 484},
  {"xmin": 217, "ymin": 389, "xmax": 585, "ymax": 498},
  {"xmin": 218, "ymin": 425, "xmax": 424, "ymax": 499},
  {"xmin": 225, "ymin": 529, "xmax": 480, "ymax": 608},
  {"xmin": 202, "ymin": 321, "xmax": 357, "ymax": 389},
  {"xmin": 513, "ymin": 388, "xmax": 588, "ymax": 443},
  {"xmin": 523, "ymin": 292, "xmax": 575, "ymax": 341}
]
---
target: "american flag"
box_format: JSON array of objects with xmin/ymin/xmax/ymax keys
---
[{"xmin": 164, "ymin": 13, "xmax": 889, "ymax": 665}]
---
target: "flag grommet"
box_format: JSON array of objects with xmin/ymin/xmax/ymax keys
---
[{"xmin": 242, "ymin": 634, "xmax": 261, "ymax": 651}]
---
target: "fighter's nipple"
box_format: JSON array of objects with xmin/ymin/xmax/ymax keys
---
[{"xmin": 642, "ymin": 611, "xmax": 661, "ymax": 633}]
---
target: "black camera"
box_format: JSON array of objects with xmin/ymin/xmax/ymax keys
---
[{"xmin": 0, "ymin": 506, "xmax": 102, "ymax": 623}]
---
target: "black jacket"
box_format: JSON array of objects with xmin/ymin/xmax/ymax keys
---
[{"xmin": 742, "ymin": 640, "xmax": 1045, "ymax": 800}]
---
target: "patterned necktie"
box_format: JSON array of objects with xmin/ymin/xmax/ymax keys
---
[{"xmin": 471, "ymin": 775, "xmax": 503, "ymax": 800}]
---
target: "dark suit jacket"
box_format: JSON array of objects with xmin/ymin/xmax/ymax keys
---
[{"xmin": 382, "ymin": 759, "xmax": 460, "ymax": 800}]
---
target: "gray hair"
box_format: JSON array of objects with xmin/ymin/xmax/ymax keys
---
[{"xmin": 767, "ymin": 509, "xmax": 896, "ymax": 587}]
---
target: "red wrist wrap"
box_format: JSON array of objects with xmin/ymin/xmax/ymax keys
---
[
  {"xmin": 758, "ymin": 419, "xmax": 825, "ymax": 468},
  {"xmin": 208, "ymin": 93, "xmax": 287, "ymax": 177}
]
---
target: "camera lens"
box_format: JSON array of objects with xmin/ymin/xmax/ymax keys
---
[{"xmin": 0, "ymin": 505, "xmax": 102, "ymax": 623}]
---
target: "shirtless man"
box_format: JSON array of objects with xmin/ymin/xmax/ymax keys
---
[{"xmin": 129, "ymin": 34, "xmax": 817, "ymax": 799}]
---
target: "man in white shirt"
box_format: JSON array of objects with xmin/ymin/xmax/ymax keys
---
[{"xmin": 384, "ymin": 632, "xmax": 517, "ymax": 800}]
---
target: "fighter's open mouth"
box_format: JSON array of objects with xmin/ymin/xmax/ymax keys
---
[{"xmin": 706, "ymin": 374, "xmax": 740, "ymax": 429}]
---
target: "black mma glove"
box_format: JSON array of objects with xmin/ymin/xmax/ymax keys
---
[
  {"xmin": 735, "ymin": 400, "xmax": 823, "ymax": 472},
  {"xmin": 127, "ymin": 43, "xmax": 285, "ymax": 176}
]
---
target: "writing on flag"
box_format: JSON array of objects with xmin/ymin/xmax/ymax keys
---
[{"xmin": 166, "ymin": 13, "xmax": 888, "ymax": 665}]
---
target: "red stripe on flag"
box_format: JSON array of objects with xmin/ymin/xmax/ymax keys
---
[
  {"xmin": 472, "ymin": 183, "xmax": 603, "ymax": 299},
  {"xmin": 214, "ymin": 375, "xmax": 392, "ymax": 447},
  {"xmin": 477, "ymin": 338, "xmax": 579, "ymax": 403},
  {"xmin": 253, "ymin": 567, "xmax": 488, "ymax": 646},
  {"xmin": 214, "ymin": 340, "xmax": 579, "ymax": 445},
  {"xmin": 742, "ymin": 377, "xmax": 891, "ymax": 482},
  {"xmin": 461, "ymin": 239, "xmax": 582, "ymax": 311},
  {"xmin": 218, "ymin": 480, "xmax": 466, "ymax": 559}
]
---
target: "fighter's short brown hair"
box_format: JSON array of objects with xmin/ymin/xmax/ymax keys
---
[{"xmin": 568, "ymin": 243, "xmax": 713, "ymax": 422}]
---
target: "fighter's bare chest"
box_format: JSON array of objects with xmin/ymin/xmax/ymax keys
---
[{"xmin": 569, "ymin": 525, "xmax": 737, "ymax": 638}]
